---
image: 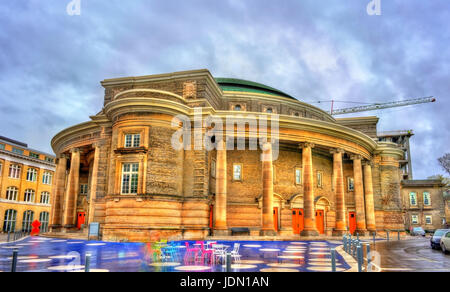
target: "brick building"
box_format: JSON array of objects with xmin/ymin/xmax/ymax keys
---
[
  {"xmin": 0, "ymin": 136, "xmax": 55, "ymax": 233},
  {"xmin": 49, "ymin": 69, "xmax": 410, "ymax": 242},
  {"xmin": 401, "ymin": 180, "xmax": 447, "ymax": 231}
]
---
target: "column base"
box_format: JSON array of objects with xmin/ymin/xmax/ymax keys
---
[
  {"xmin": 259, "ymin": 229, "xmax": 277, "ymax": 236},
  {"xmin": 332, "ymin": 229, "xmax": 347, "ymax": 237},
  {"xmin": 49, "ymin": 225, "xmax": 62, "ymax": 232},
  {"xmin": 300, "ymin": 229, "xmax": 320, "ymax": 237},
  {"xmin": 62, "ymin": 225, "xmax": 76, "ymax": 233},
  {"xmin": 213, "ymin": 229, "xmax": 229, "ymax": 236},
  {"xmin": 355, "ymin": 229, "xmax": 367, "ymax": 236}
]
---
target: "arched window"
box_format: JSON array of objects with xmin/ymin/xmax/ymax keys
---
[
  {"xmin": 26, "ymin": 168, "xmax": 38, "ymax": 182},
  {"xmin": 22, "ymin": 210, "xmax": 34, "ymax": 232},
  {"xmin": 24, "ymin": 189, "xmax": 35, "ymax": 203},
  {"xmin": 234, "ymin": 104, "xmax": 242, "ymax": 111},
  {"xmin": 6, "ymin": 186, "xmax": 18, "ymax": 201},
  {"xmin": 39, "ymin": 212, "xmax": 50, "ymax": 233},
  {"xmin": 3, "ymin": 209, "xmax": 17, "ymax": 232},
  {"xmin": 266, "ymin": 107, "xmax": 273, "ymax": 113},
  {"xmin": 42, "ymin": 172, "xmax": 53, "ymax": 185},
  {"xmin": 40, "ymin": 192, "xmax": 50, "ymax": 204}
]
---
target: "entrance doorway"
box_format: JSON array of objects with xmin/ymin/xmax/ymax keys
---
[
  {"xmin": 77, "ymin": 212, "xmax": 86, "ymax": 229},
  {"xmin": 315, "ymin": 210, "xmax": 325, "ymax": 234},
  {"xmin": 273, "ymin": 207, "xmax": 279, "ymax": 232},
  {"xmin": 292, "ymin": 208, "xmax": 304, "ymax": 234},
  {"xmin": 348, "ymin": 212, "xmax": 356, "ymax": 235}
]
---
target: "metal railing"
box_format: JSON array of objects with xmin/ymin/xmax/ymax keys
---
[{"xmin": 6, "ymin": 230, "xmax": 30, "ymax": 242}]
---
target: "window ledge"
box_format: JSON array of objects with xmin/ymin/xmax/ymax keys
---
[{"xmin": 114, "ymin": 147, "xmax": 148, "ymax": 154}]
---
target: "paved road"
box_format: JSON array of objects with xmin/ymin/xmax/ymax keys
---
[{"xmin": 370, "ymin": 237, "xmax": 450, "ymax": 272}]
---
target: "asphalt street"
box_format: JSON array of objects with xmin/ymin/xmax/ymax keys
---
[{"xmin": 369, "ymin": 237, "xmax": 450, "ymax": 272}]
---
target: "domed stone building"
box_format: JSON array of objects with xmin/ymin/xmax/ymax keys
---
[{"xmin": 50, "ymin": 69, "xmax": 405, "ymax": 242}]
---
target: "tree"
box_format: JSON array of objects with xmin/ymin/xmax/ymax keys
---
[{"xmin": 438, "ymin": 153, "xmax": 450, "ymax": 175}]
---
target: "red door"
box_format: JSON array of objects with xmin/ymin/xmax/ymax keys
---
[
  {"xmin": 77, "ymin": 212, "xmax": 85, "ymax": 229},
  {"xmin": 273, "ymin": 207, "xmax": 279, "ymax": 232},
  {"xmin": 209, "ymin": 205, "xmax": 214, "ymax": 229},
  {"xmin": 315, "ymin": 210, "xmax": 325, "ymax": 234},
  {"xmin": 292, "ymin": 208, "xmax": 304, "ymax": 234},
  {"xmin": 349, "ymin": 212, "xmax": 356, "ymax": 235}
]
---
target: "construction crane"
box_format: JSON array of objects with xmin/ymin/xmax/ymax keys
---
[{"xmin": 331, "ymin": 96, "xmax": 436, "ymax": 115}]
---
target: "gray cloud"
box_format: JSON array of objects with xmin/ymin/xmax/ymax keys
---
[{"xmin": 0, "ymin": 0, "xmax": 448, "ymax": 178}]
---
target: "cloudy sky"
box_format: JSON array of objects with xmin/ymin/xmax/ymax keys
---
[{"xmin": 0, "ymin": 0, "xmax": 448, "ymax": 178}]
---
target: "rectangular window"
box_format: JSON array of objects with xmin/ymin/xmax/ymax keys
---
[
  {"xmin": 0, "ymin": 144, "xmax": 5, "ymax": 150},
  {"xmin": 45, "ymin": 157, "xmax": 54, "ymax": 163},
  {"xmin": 295, "ymin": 168, "xmax": 302, "ymax": 185},
  {"xmin": 233, "ymin": 164, "xmax": 242, "ymax": 181},
  {"xmin": 29, "ymin": 152, "xmax": 40, "ymax": 159},
  {"xmin": 80, "ymin": 184, "xmax": 88, "ymax": 195},
  {"xmin": 8, "ymin": 164, "xmax": 21, "ymax": 179},
  {"xmin": 423, "ymin": 192, "xmax": 431, "ymax": 206},
  {"xmin": 42, "ymin": 172, "xmax": 53, "ymax": 185},
  {"xmin": 317, "ymin": 171, "xmax": 323, "ymax": 188},
  {"xmin": 26, "ymin": 168, "xmax": 37, "ymax": 182},
  {"xmin": 348, "ymin": 177, "xmax": 354, "ymax": 192},
  {"xmin": 12, "ymin": 148, "xmax": 24, "ymax": 155},
  {"xmin": 121, "ymin": 163, "xmax": 139, "ymax": 194},
  {"xmin": 211, "ymin": 160, "xmax": 216, "ymax": 178},
  {"xmin": 409, "ymin": 192, "xmax": 417, "ymax": 206},
  {"xmin": 40, "ymin": 192, "xmax": 50, "ymax": 204},
  {"xmin": 411, "ymin": 215, "xmax": 419, "ymax": 224},
  {"xmin": 124, "ymin": 134, "xmax": 141, "ymax": 148},
  {"xmin": 425, "ymin": 215, "xmax": 432, "ymax": 225}
]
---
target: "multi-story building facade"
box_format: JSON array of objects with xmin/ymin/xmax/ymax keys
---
[
  {"xmin": 49, "ymin": 69, "xmax": 409, "ymax": 242},
  {"xmin": 0, "ymin": 136, "xmax": 55, "ymax": 233},
  {"xmin": 401, "ymin": 179, "xmax": 446, "ymax": 231}
]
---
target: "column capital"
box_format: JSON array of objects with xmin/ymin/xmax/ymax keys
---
[
  {"xmin": 330, "ymin": 148, "xmax": 345, "ymax": 154},
  {"xmin": 350, "ymin": 154, "xmax": 363, "ymax": 161},
  {"xmin": 299, "ymin": 142, "xmax": 315, "ymax": 149},
  {"xmin": 70, "ymin": 148, "xmax": 82, "ymax": 154},
  {"xmin": 58, "ymin": 153, "xmax": 69, "ymax": 160},
  {"xmin": 362, "ymin": 160, "xmax": 374, "ymax": 167}
]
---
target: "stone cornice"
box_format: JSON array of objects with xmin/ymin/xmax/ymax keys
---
[
  {"xmin": 52, "ymin": 98, "xmax": 380, "ymax": 158},
  {"xmin": 374, "ymin": 142, "xmax": 405, "ymax": 159},
  {"xmin": 0, "ymin": 152, "xmax": 56, "ymax": 171},
  {"xmin": 101, "ymin": 69, "xmax": 224, "ymax": 101},
  {"xmin": 51, "ymin": 121, "xmax": 100, "ymax": 154},
  {"xmin": 223, "ymin": 91, "xmax": 335, "ymax": 122}
]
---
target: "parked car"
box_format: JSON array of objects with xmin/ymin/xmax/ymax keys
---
[
  {"xmin": 440, "ymin": 231, "xmax": 450, "ymax": 254},
  {"xmin": 411, "ymin": 227, "xmax": 426, "ymax": 236},
  {"xmin": 430, "ymin": 229, "xmax": 450, "ymax": 249}
]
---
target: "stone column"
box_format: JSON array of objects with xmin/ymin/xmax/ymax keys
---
[
  {"xmin": 87, "ymin": 144, "xmax": 100, "ymax": 225},
  {"xmin": 363, "ymin": 161, "xmax": 376, "ymax": 232},
  {"xmin": 300, "ymin": 143, "xmax": 319, "ymax": 236},
  {"xmin": 351, "ymin": 155, "xmax": 367, "ymax": 235},
  {"xmin": 62, "ymin": 148, "xmax": 81, "ymax": 230},
  {"xmin": 260, "ymin": 142, "xmax": 276, "ymax": 236},
  {"xmin": 50, "ymin": 155, "xmax": 67, "ymax": 231},
  {"xmin": 332, "ymin": 148, "xmax": 346, "ymax": 236},
  {"xmin": 214, "ymin": 140, "xmax": 228, "ymax": 235}
]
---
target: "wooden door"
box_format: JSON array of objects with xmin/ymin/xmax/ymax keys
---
[
  {"xmin": 292, "ymin": 208, "xmax": 304, "ymax": 234},
  {"xmin": 77, "ymin": 212, "xmax": 85, "ymax": 229},
  {"xmin": 315, "ymin": 210, "xmax": 325, "ymax": 234},
  {"xmin": 349, "ymin": 212, "xmax": 356, "ymax": 235},
  {"xmin": 209, "ymin": 205, "xmax": 213, "ymax": 229},
  {"xmin": 273, "ymin": 207, "xmax": 279, "ymax": 232}
]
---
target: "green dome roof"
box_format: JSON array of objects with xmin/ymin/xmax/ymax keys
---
[{"xmin": 215, "ymin": 78, "xmax": 296, "ymax": 100}]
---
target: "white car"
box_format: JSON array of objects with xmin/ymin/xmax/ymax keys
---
[{"xmin": 440, "ymin": 231, "xmax": 450, "ymax": 254}]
